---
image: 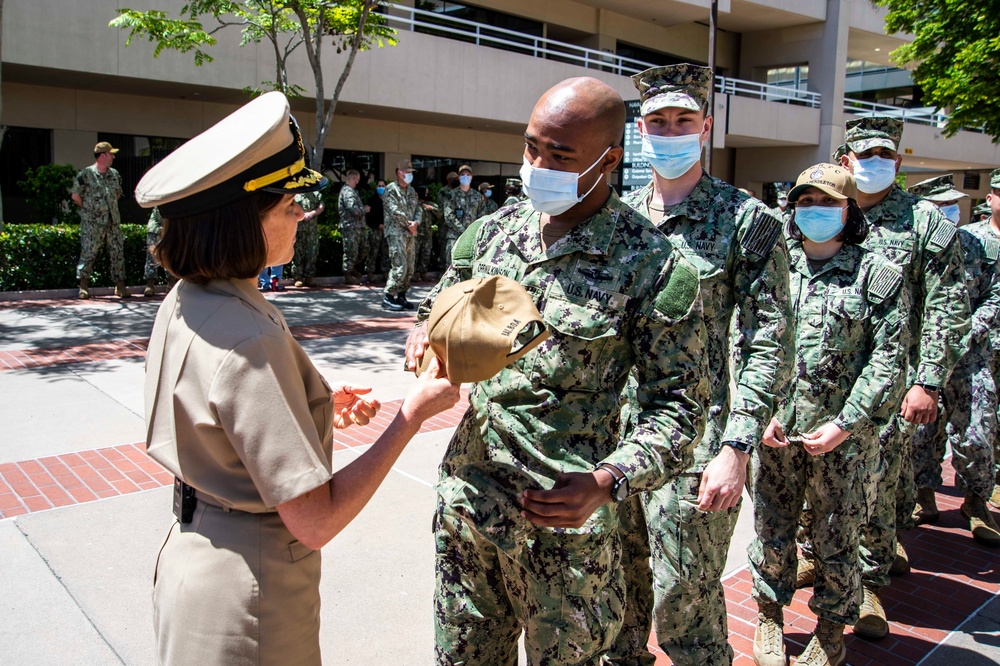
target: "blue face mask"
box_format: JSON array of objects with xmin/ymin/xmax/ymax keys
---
[
  {"xmin": 484, "ymin": 190, "xmax": 492, "ymax": 198},
  {"xmin": 850, "ymin": 155, "xmax": 896, "ymax": 194},
  {"xmin": 376, "ymin": 186, "xmax": 385, "ymax": 196},
  {"xmin": 640, "ymin": 131, "xmax": 703, "ymax": 180},
  {"xmin": 939, "ymin": 203, "xmax": 961, "ymax": 224},
  {"xmin": 459, "ymin": 174, "xmax": 473, "ymax": 187},
  {"xmin": 794, "ymin": 205, "xmax": 846, "ymax": 242}
]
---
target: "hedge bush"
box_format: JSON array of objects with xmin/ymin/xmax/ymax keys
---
[{"xmin": 0, "ymin": 223, "xmax": 345, "ymax": 292}]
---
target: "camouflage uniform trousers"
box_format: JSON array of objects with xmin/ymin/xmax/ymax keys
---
[
  {"xmin": 77, "ymin": 214, "xmax": 125, "ymax": 283},
  {"xmin": 641, "ymin": 473, "xmax": 740, "ymax": 666},
  {"xmin": 749, "ymin": 439, "xmax": 871, "ymax": 626},
  {"xmin": 859, "ymin": 414, "xmax": 914, "ymax": 589},
  {"xmin": 384, "ymin": 227, "xmax": 415, "ymax": 297},
  {"xmin": 291, "ymin": 219, "xmax": 318, "ymax": 281},
  {"xmin": 433, "ymin": 497, "xmax": 625, "ymax": 665},
  {"xmin": 340, "ymin": 224, "xmax": 370, "ymax": 275},
  {"xmin": 366, "ymin": 227, "xmax": 384, "ymax": 276},
  {"xmin": 415, "ymin": 219, "xmax": 434, "ymax": 275},
  {"xmin": 144, "ymin": 229, "xmax": 163, "ymax": 281}
]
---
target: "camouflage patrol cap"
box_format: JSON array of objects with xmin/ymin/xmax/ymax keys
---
[
  {"xmin": 788, "ymin": 163, "xmax": 858, "ymax": 203},
  {"xmin": 478, "ymin": 182, "xmax": 493, "ymax": 193},
  {"xmin": 844, "ymin": 116, "xmax": 903, "ymax": 154},
  {"xmin": 973, "ymin": 201, "xmax": 991, "ymax": 217},
  {"xmin": 505, "ymin": 178, "xmax": 521, "ymax": 187},
  {"xmin": 458, "ymin": 164, "xmax": 473, "ymax": 175},
  {"xmin": 396, "ymin": 159, "xmax": 415, "ymax": 173},
  {"xmin": 631, "ymin": 64, "xmax": 713, "ymax": 115},
  {"xmin": 832, "ymin": 144, "xmax": 848, "ymax": 161},
  {"xmin": 907, "ymin": 174, "xmax": 967, "ymax": 202},
  {"xmin": 416, "ymin": 275, "xmax": 550, "ymax": 384},
  {"xmin": 991, "ymin": 168, "xmax": 1000, "ymax": 189}
]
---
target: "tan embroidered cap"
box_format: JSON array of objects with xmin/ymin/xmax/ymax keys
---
[{"xmin": 417, "ymin": 276, "xmax": 550, "ymax": 384}]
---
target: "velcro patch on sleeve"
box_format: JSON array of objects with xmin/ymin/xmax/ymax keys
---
[
  {"xmin": 654, "ymin": 259, "xmax": 700, "ymax": 320},
  {"xmin": 866, "ymin": 262, "xmax": 904, "ymax": 305},
  {"xmin": 984, "ymin": 235, "xmax": 1000, "ymax": 263},
  {"xmin": 741, "ymin": 209, "xmax": 783, "ymax": 258},
  {"xmin": 452, "ymin": 218, "xmax": 486, "ymax": 268},
  {"xmin": 927, "ymin": 220, "xmax": 957, "ymax": 255}
]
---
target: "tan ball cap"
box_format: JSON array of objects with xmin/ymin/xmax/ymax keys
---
[
  {"xmin": 417, "ymin": 275, "xmax": 550, "ymax": 384},
  {"xmin": 94, "ymin": 142, "xmax": 119, "ymax": 154},
  {"xmin": 788, "ymin": 163, "xmax": 858, "ymax": 203}
]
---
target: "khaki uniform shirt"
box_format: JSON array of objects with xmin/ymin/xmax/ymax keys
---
[{"xmin": 145, "ymin": 278, "xmax": 334, "ymax": 512}]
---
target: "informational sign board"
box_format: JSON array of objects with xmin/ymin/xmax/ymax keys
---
[{"xmin": 619, "ymin": 100, "xmax": 651, "ymax": 193}]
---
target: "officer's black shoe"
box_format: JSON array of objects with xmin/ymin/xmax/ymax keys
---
[
  {"xmin": 381, "ymin": 294, "xmax": 404, "ymax": 311},
  {"xmin": 399, "ymin": 291, "xmax": 415, "ymax": 310}
]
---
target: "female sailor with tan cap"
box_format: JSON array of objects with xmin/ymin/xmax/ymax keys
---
[
  {"xmin": 748, "ymin": 163, "xmax": 909, "ymax": 666},
  {"xmin": 138, "ymin": 91, "xmax": 460, "ymax": 665}
]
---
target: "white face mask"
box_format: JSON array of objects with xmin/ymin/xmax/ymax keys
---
[
  {"xmin": 778, "ymin": 198, "xmax": 788, "ymax": 208},
  {"xmin": 850, "ymin": 155, "xmax": 897, "ymax": 194},
  {"xmin": 403, "ymin": 172, "xmax": 414, "ymax": 185},
  {"xmin": 939, "ymin": 203, "xmax": 961, "ymax": 224},
  {"xmin": 519, "ymin": 147, "xmax": 611, "ymax": 216}
]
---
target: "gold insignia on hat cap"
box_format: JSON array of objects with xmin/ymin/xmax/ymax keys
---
[
  {"xmin": 134, "ymin": 91, "xmax": 326, "ymax": 218},
  {"xmin": 416, "ymin": 275, "xmax": 550, "ymax": 384},
  {"xmin": 788, "ymin": 163, "xmax": 858, "ymax": 203},
  {"xmin": 844, "ymin": 116, "xmax": 903, "ymax": 154},
  {"xmin": 631, "ymin": 64, "xmax": 713, "ymax": 116},
  {"xmin": 94, "ymin": 142, "xmax": 119, "ymax": 154},
  {"xmin": 907, "ymin": 174, "xmax": 968, "ymax": 202}
]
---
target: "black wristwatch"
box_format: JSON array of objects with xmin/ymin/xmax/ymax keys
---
[
  {"xmin": 916, "ymin": 383, "xmax": 939, "ymax": 393},
  {"xmin": 725, "ymin": 440, "xmax": 753, "ymax": 455},
  {"xmin": 596, "ymin": 463, "xmax": 629, "ymax": 502}
]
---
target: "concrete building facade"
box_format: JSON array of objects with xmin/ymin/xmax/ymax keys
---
[{"xmin": 2, "ymin": 0, "xmax": 998, "ymax": 223}]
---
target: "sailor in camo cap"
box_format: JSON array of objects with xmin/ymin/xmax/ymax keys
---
[
  {"xmin": 844, "ymin": 116, "xmax": 904, "ymax": 154},
  {"xmin": 907, "ymin": 174, "xmax": 967, "ymax": 224},
  {"xmin": 971, "ymin": 201, "xmax": 991, "ymax": 222},
  {"xmin": 631, "ymin": 63, "xmax": 713, "ymax": 115},
  {"xmin": 991, "ymin": 168, "xmax": 1000, "ymax": 190}
]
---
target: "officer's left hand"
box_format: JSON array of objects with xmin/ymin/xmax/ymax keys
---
[
  {"xmin": 520, "ymin": 472, "xmax": 610, "ymax": 528},
  {"xmin": 331, "ymin": 384, "xmax": 381, "ymax": 429},
  {"xmin": 899, "ymin": 384, "xmax": 938, "ymax": 424},
  {"xmin": 800, "ymin": 423, "xmax": 849, "ymax": 456},
  {"xmin": 697, "ymin": 446, "xmax": 748, "ymax": 512}
]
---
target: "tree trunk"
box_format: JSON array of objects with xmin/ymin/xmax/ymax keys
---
[{"xmin": 321, "ymin": 1, "xmax": 374, "ymax": 166}]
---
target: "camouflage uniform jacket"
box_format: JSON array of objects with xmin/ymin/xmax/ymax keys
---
[
  {"xmin": 147, "ymin": 207, "xmax": 163, "ymax": 235},
  {"xmin": 955, "ymin": 221, "xmax": 1000, "ymax": 349},
  {"xmin": 336, "ymin": 185, "xmax": 364, "ymax": 228},
  {"xmin": 438, "ymin": 186, "xmax": 456, "ymax": 212},
  {"xmin": 503, "ymin": 195, "xmax": 522, "ymax": 207},
  {"xmin": 72, "ymin": 165, "xmax": 122, "ymax": 224},
  {"xmin": 382, "ymin": 181, "xmax": 421, "ymax": 233},
  {"xmin": 418, "ymin": 191, "xmax": 709, "ymax": 527},
  {"xmin": 443, "ymin": 188, "xmax": 485, "ymax": 240},
  {"xmin": 861, "ymin": 186, "xmax": 971, "ymax": 386},
  {"xmin": 782, "ymin": 239, "xmax": 909, "ymax": 452},
  {"xmin": 623, "ymin": 175, "xmax": 793, "ymax": 467}
]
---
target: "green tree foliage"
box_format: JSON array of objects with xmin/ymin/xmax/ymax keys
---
[
  {"xmin": 17, "ymin": 164, "xmax": 81, "ymax": 225},
  {"xmin": 109, "ymin": 1, "xmax": 395, "ymax": 167},
  {"xmin": 873, "ymin": 0, "xmax": 1000, "ymax": 140}
]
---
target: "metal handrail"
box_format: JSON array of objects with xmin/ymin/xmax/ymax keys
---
[
  {"xmin": 384, "ymin": 3, "xmax": 820, "ymax": 108},
  {"xmin": 843, "ymin": 98, "xmax": 949, "ymax": 127}
]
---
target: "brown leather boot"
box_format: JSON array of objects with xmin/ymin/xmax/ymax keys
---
[
  {"xmin": 912, "ymin": 486, "xmax": 940, "ymax": 525},
  {"xmin": 989, "ymin": 473, "xmax": 1000, "ymax": 510},
  {"xmin": 793, "ymin": 619, "xmax": 845, "ymax": 665},
  {"xmin": 795, "ymin": 554, "xmax": 816, "ymax": 589},
  {"xmin": 78, "ymin": 277, "xmax": 90, "ymax": 300},
  {"xmin": 753, "ymin": 601, "xmax": 786, "ymax": 666},
  {"xmin": 962, "ymin": 495, "xmax": 1000, "ymax": 547},
  {"xmin": 143, "ymin": 279, "xmax": 156, "ymax": 297},
  {"xmin": 115, "ymin": 281, "xmax": 131, "ymax": 299},
  {"xmin": 889, "ymin": 539, "xmax": 910, "ymax": 576},
  {"xmin": 853, "ymin": 585, "xmax": 888, "ymax": 640}
]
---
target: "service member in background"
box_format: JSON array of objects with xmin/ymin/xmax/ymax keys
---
[
  {"xmin": 404, "ymin": 76, "xmax": 710, "ymax": 666},
  {"xmin": 414, "ymin": 185, "xmax": 440, "ymax": 280},
  {"xmin": 365, "ymin": 180, "xmax": 386, "ymax": 283},
  {"xmin": 337, "ymin": 169, "xmax": 370, "ymax": 286},
  {"xmin": 985, "ymin": 169, "xmax": 1000, "ymax": 510},
  {"xmin": 774, "ymin": 189, "xmax": 790, "ymax": 222},
  {"xmin": 442, "ymin": 164, "xmax": 485, "ymax": 263},
  {"xmin": 290, "ymin": 190, "xmax": 324, "ymax": 288},
  {"xmin": 72, "ymin": 142, "xmax": 129, "ymax": 299},
  {"xmin": 503, "ymin": 177, "xmax": 523, "ymax": 207},
  {"xmin": 615, "ymin": 64, "xmax": 793, "ymax": 666},
  {"xmin": 381, "ymin": 160, "xmax": 421, "ymax": 311},
  {"xmin": 479, "ymin": 181, "xmax": 498, "ymax": 216},
  {"xmin": 752, "ymin": 164, "xmax": 909, "ymax": 666},
  {"xmin": 830, "ymin": 117, "xmax": 971, "ymax": 641},
  {"xmin": 906, "ymin": 174, "xmax": 1000, "ymax": 548}
]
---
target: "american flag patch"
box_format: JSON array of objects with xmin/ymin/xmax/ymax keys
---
[{"xmin": 741, "ymin": 210, "xmax": 782, "ymax": 258}]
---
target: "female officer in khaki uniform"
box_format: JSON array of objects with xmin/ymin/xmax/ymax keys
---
[{"xmin": 137, "ymin": 92, "xmax": 460, "ymax": 665}]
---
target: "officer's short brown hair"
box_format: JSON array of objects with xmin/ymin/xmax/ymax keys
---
[{"xmin": 154, "ymin": 191, "xmax": 283, "ymax": 284}]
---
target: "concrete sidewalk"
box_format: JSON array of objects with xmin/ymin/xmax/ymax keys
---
[{"xmin": 0, "ymin": 283, "xmax": 997, "ymax": 665}]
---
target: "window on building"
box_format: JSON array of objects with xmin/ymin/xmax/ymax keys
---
[
  {"xmin": 411, "ymin": 1, "xmax": 543, "ymax": 57},
  {"xmin": 322, "ymin": 149, "xmax": 381, "ymax": 186},
  {"xmin": 767, "ymin": 65, "xmax": 809, "ymax": 91},
  {"xmin": 0, "ymin": 127, "xmax": 53, "ymax": 224}
]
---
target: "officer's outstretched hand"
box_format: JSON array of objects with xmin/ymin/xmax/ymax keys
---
[
  {"xmin": 331, "ymin": 385, "xmax": 380, "ymax": 429},
  {"xmin": 404, "ymin": 321, "xmax": 430, "ymax": 372},
  {"xmin": 697, "ymin": 446, "xmax": 748, "ymax": 512},
  {"xmin": 520, "ymin": 472, "xmax": 610, "ymax": 528}
]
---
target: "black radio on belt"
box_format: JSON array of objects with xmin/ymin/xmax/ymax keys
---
[{"xmin": 172, "ymin": 478, "xmax": 197, "ymax": 523}]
